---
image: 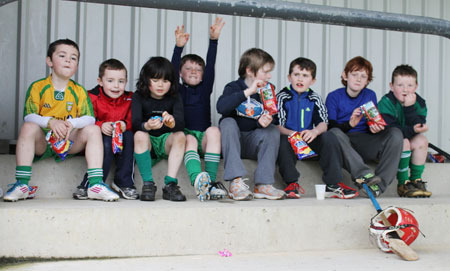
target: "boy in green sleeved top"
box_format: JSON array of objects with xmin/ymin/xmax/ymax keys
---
[{"xmin": 378, "ymin": 64, "xmax": 431, "ymax": 198}]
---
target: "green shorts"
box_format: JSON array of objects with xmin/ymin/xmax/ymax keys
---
[
  {"xmin": 33, "ymin": 144, "xmax": 75, "ymax": 163},
  {"xmin": 184, "ymin": 128, "xmax": 205, "ymax": 155},
  {"xmin": 150, "ymin": 133, "xmax": 171, "ymax": 165}
]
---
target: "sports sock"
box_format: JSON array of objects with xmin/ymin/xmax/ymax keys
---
[
  {"xmin": 134, "ymin": 150, "xmax": 154, "ymax": 183},
  {"xmin": 15, "ymin": 166, "xmax": 32, "ymax": 185},
  {"xmin": 410, "ymin": 163, "xmax": 425, "ymax": 181},
  {"xmin": 184, "ymin": 150, "xmax": 201, "ymax": 186},
  {"xmin": 164, "ymin": 175, "xmax": 178, "ymax": 185},
  {"xmin": 87, "ymin": 168, "xmax": 103, "ymax": 186},
  {"xmin": 204, "ymin": 152, "xmax": 220, "ymax": 182},
  {"xmin": 397, "ymin": 151, "xmax": 411, "ymax": 185}
]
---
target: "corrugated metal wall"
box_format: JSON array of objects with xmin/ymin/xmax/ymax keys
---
[{"xmin": 1, "ymin": 0, "xmax": 450, "ymax": 152}]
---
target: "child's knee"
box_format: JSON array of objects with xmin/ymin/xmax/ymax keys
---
[
  {"xmin": 134, "ymin": 131, "xmax": 149, "ymax": 145},
  {"xmin": 186, "ymin": 134, "xmax": 198, "ymax": 149},
  {"xmin": 172, "ymin": 131, "xmax": 186, "ymax": 146},
  {"xmin": 20, "ymin": 122, "xmax": 41, "ymax": 136},
  {"xmin": 206, "ymin": 126, "xmax": 221, "ymax": 141}
]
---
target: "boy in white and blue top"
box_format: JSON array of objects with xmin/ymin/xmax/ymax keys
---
[{"xmin": 275, "ymin": 57, "xmax": 358, "ymax": 199}]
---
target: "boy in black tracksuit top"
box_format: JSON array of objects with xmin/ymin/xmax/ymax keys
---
[
  {"xmin": 378, "ymin": 64, "xmax": 431, "ymax": 198},
  {"xmin": 275, "ymin": 57, "xmax": 358, "ymax": 199}
]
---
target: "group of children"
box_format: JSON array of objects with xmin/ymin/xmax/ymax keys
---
[{"xmin": 3, "ymin": 17, "xmax": 432, "ymax": 202}]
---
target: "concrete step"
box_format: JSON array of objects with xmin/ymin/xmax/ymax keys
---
[
  {"xmin": 0, "ymin": 155, "xmax": 448, "ymax": 199},
  {"xmin": 1, "ymin": 196, "xmax": 449, "ymax": 258},
  {"xmin": 3, "ymin": 247, "xmax": 450, "ymax": 271}
]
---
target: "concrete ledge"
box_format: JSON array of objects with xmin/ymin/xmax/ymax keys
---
[
  {"xmin": 1, "ymin": 197, "xmax": 449, "ymax": 258},
  {"xmin": 1, "ymin": 155, "xmax": 449, "ymax": 199}
]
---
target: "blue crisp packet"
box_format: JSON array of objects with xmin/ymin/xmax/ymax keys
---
[
  {"xmin": 150, "ymin": 116, "xmax": 163, "ymax": 122},
  {"xmin": 236, "ymin": 98, "xmax": 264, "ymax": 119}
]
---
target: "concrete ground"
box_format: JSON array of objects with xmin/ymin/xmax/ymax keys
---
[{"xmin": 2, "ymin": 247, "xmax": 449, "ymax": 271}]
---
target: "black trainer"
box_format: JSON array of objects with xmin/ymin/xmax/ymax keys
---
[
  {"xmin": 162, "ymin": 182, "xmax": 186, "ymax": 201},
  {"xmin": 73, "ymin": 186, "xmax": 88, "ymax": 200},
  {"xmin": 140, "ymin": 182, "xmax": 157, "ymax": 201}
]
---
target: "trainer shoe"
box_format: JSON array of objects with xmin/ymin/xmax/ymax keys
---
[
  {"xmin": 112, "ymin": 183, "xmax": 139, "ymax": 200},
  {"xmin": 194, "ymin": 172, "xmax": 211, "ymax": 202},
  {"xmin": 73, "ymin": 186, "xmax": 88, "ymax": 200},
  {"xmin": 26, "ymin": 186, "xmax": 38, "ymax": 199},
  {"xmin": 209, "ymin": 182, "xmax": 228, "ymax": 200},
  {"xmin": 87, "ymin": 183, "xmax": 119, "ymax": 202},
  {"xmin": 228, "ymin": 177, "xmax": 253, "ymax": 201},
  {"xmin": 162, "ymin": 182, "xmax": 186, "ymax": 201},
  {"xmin": 412, "ymin": 179, "xmax": 432, "ymax": 197},
  {"xmin": 397, "ymin": 180, "xmax": 422, "ymax": 198},
  {"xmin": 325, "ymin": 182, "xmax": 358, "ymax": 199},
  {"xmin": 254, "ymin": 184, "xmax": 285, "ymax": 200},
  {"xmin": 284, "ymin": 182, "xmax": 305, "ymax": 199},
  {"xmin": 360, "ymin": 183, "xmax": 381, "ymax": 198},
  {"xmin": 4, "ymin": 181, "xmax": 29, "ymax": 202},
  {"xmin": 140, "ymin": 182, "xmax": 157, "ymax": 201}
]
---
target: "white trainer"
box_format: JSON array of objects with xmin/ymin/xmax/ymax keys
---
[
  {"xmin": 194, "ymin": 172, "xmax": 211, "ymax": 202},
  {"xmin": 88, "ymin": 183, "xmax": 119, "ymax": 202},
  {"xmin": 4, "ymin": 182, "xmax": 29, "ymax": 202}
]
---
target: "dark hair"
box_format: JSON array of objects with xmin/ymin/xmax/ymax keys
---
[
  {"xmin": 391, "ymin": 64, "xmax": 418, "ymax": 84},
  {"xmin": 180, "ymin": 54, "xmax": 205, "ymax": 71},
  {"xmin": 289, "ymin": 57, "xmax": 317, "ymax": 79},
  {"xmin": 47, "ymin": 39, "xmax": 80, "ymax": 60},
  {"xmin": 341, "ymin": 56, "xmax": 373, "ymax": 86},
  {"xmin": 136, "ymin": 56, "xmax": 178, "ymax": 98},
  {"xmin": 238, "ymin": 48, "xmax": 274, "ymax": 78},
  {"xmin": 98, "ymin": 58, "xmax": 127, "ymax": 79}
]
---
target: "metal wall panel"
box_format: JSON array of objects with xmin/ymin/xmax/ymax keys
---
[{"xmin": 1, "ymin": 0, "xmax": 450, "ymax": 152}]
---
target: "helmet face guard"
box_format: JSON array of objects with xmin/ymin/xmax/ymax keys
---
[{"xmin": 369, "ymin": 207, "xmax": 420, "ymax": 252}]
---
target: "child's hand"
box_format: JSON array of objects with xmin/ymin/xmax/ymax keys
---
[
  {"xmin": 300, "ymin": 129, "xmax": 318, "ymax": 144},
  {"xmin": 101, "ymin": 122, "xmax": 114, "ymax": 136},
  {"xmin": 175, "ymin": 25, "xmax": 190, "ymax": 47},
  {"xmin": 414, "ymin": 123, "xmax": 428, "ymax": 133},
  {"xmin": 162, "ymin": 111, "xmax": 175, "ymax": 128},
  {"xmin": 258, "ymin": 112, "xmax": 272, "ymax": 128},
  {"xmin": 144, "ymin": 118, "xmax": 163, "ymax": 131},
  {"xmin": 349, "ymin": 107, "xmax": 363, "ymax": 128},
  {"xmin": 245, "ymin": 79, "xmax": 265, "ymax": 97},
  {"xmin": 369, "ymin": 123, "xmax": 385, "ymax": 134},
  {"xmin": 210, "ymin": 17, "xmax": 225, "ymax": 40},
  {"xmin": 403, "ymin": 93, "xmax": 416, "ymax": 107},
  {"xmin": 49, "ymin": 119, "xmax": 68, "ymax": 140},
  {"xmin": 118, "ymin": 121, "xmax": 126, "ymax": 132},
  {"xmin": 64, "ymin": 121, "xmax": 74, "ymax": 141}
]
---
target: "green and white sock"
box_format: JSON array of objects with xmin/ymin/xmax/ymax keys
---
[
  {"xmin": 410, "ymin": 163, "xmax": 425, "ymax": 181},
  {"xmin": 397, "ymin": 150, "xmax": 411, "ymax": 185},
  {"xmin": 16, "ymin": 166, "xmax": 32, "ymax": 185},
  {"xmin": 184, "ymin": 150, "xmax": 201, "ymax": 186},
  {"xmin": 87, "ymin": 168, "xmax": 103, "ymax": 186},
  {"xmin": 204, "ymin": 152, "xmax": 220, "ymax": 182}
]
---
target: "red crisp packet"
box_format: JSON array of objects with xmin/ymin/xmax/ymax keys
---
[
  {"xmin": 45, "ymin": 130, "xmax": 73, "ymax": 161},
  {"xmin": 259, "ymin": 82, "xmax": 278, "ymax": 115},
  {"xmin": 288, "ymin": 132, "xmax": 317, "ymax": 160},
  {"xmin": 360, "ymin": 101, "xmax": 387, "ymax": 128},
  {"xmin": 112, "ymin": 122, "xmax": 123, "ymax": 154}
]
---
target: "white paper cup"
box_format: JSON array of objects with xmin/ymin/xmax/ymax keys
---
[{"xmin": 315, "ymin": 184, "xmax": 326, "ymax": 200}]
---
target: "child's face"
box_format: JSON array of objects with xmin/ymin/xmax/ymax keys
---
[
  {"xmin": 98, "ymin": 69, "xmax": 127, "ymax": 99},
  {"xmin": 149, "ymin": 78, "xmax": 171, "ymax": 99},
  {"xmin": 46, "ymin": 44, "xmax": 79, "ymax": 80},
  {"xmin": 180, "ymin": 60, "xmax": 204, "ymax": 86},
  {"xmin": 248, "ymin": 63, "xmax": 273, "ymax": 85},
  {"xmin": 390, "ymin": 75, "xmax": 418, "ymax": 104},
  {"xmin": 342, "ymin": 69, "xmax": 369, "ymax": 95},
  {"xmin": 288, "ymin": 65, "xmax": 316, "ymax": 93}
]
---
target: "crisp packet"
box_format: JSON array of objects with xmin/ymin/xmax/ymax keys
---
[
  {"xmin": 236, "ymin": 97, "xmax": 264, "ymax": 119},
  {"xmin": 112, "ymin": 122, "xmax": 123, "ymax": 154},
  {"xmin": 360, "ymin": 101, "xmax": 386, "ymax": 128},
  {"xmin": 259, "ymin": 82, "xmax": 278, "ymax": 115},
  {"xmin": 150, "ymin": 116, "xmax": 163, "ymax": 122},
  {"xmin": 45, "ymin": 130, "xmax": 73, "ymax": 161},
  {"xmin": 288, "ymin": 132, "xmax": 317, "ymax": 160}
]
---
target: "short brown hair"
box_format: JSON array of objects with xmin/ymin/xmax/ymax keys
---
[
  {"xmin": 98, "ymin": 58, "xmax": 127, "ymax": 79},
  {"xmin": 289, "ymin": 57, "xmax": 316, "ymax": 79},
  {"xmin": 47, "ymin": 39, "xmax": 80, "ymax": 61},
  {"xmin": 341, "ymin": 56, "xmax": 373, "ymax": 86},
  {"xmin": 180, "ymin": 54, "xmax": 205, "ymax": 71},
  {"xmin": 391, "ymin": 64, "xmax": 418, "ymax": 84},
  {"xmin": 238, "ymin": 48, "xmax": 274, "ymax": 78}
]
